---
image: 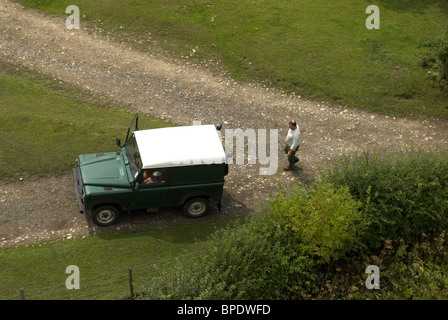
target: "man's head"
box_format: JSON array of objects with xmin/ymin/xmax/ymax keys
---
[{"xmin": 289, "ymin": 120, "xmax": 297, "ymax": 130}]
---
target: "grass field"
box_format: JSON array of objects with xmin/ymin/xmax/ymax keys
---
[
  {"xmin": 0, "ymin": 60, "xmax": 243, "ymax": 300},
  {"xmin": 0, "ymin": 217, "xmax": 239, "ymax": 300},
  {"xmin": 14, "ymin": 0, "xmax": 448, "ymax": 119},
  {"xmin": 0, "ymin": 61, "xmax": 173, "ymax": 179}
]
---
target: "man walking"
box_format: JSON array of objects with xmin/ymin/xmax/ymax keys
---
[{"xmin": 284, "ymin": 120, "xmax": 300, "ymax": 171}]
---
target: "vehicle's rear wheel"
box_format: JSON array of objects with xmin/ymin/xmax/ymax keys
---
[
  {"xmin": 92, "ymin": 205, "xmax": 120, "ymax": 226},
  {"xmin": 183, "ymin": 198, "xmax": 209, "ymax": 218}
]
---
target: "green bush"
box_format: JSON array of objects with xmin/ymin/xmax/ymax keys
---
[
  {"xmin": 141, "ymin": 182, "xmax": 364, "ymax": 299},
  {"xmin": 322, "ymin": 149, "xmax": 448, "ymax": 249},
  {"xmin": 142, "ymin": 213, "xmax": 316, "ymax": 300},
  {"xmin": 141, "ymin": 150, "xmax": 448, "ymax": 300},
  {"xmin": 318, "ymin": 232, "xmax": 448, "ymax": 300},
  {"xmin": 267, "ymin": 182, "xmax": 364, "ymax": 263},
  {"xmin": 425, "ymin": 26, "xmax": 448, "ymax": 92},
  {"xmin": 377, "ymin": 233, "xmax": 448, "ymax": 300}
]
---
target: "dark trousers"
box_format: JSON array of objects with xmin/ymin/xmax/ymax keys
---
[{"xmin": 284, "ymin": 144, "xmax": 299, "ymax": 168}]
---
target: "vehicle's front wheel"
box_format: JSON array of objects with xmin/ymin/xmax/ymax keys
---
[
  {"xmin": 183, "ymin": 198, "xmax": 209, "ymax": 218},
  {"xmin": 92, "ymin": 205, "xmax": 120, "ymax": 226}
]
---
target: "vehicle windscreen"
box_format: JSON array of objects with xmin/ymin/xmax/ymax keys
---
[{"xmin": 124, "ymin": 134, "xmax": 142, "ymax": 179}]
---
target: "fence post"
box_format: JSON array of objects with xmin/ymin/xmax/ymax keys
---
[
  {"xmin": 128, "ymin": 267, "xmax": 134, "ymax": 298},
  {"xmin": 20, "ymin": 288, "xmax": 25, "ymax": 300}
]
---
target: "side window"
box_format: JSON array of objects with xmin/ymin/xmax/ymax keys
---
[{"xmin": 139, "ymin": 169, "xmax": 167, "ymax": 186}]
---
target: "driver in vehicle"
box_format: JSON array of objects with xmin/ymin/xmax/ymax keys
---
[{"xmin": 142, "ymin": 170, "xmax": 163, "ymax": 184}]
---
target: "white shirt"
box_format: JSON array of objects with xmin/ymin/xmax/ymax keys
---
[{"xmin": 285, "ymin": 127, "xmax": 300, "ymax": 151}]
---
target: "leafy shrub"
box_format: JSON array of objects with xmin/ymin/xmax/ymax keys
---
[
  {"xmin": 141, "ymin": 150, "xmax": 448, "ymax": 300},
  {"xmin": 142, "ymin": 212, "xmax": 316, "ymax": 300},
  {"xmin": 322, "ymin": 149, "xmax": 448, "ymax": 249},
  {"xmin": 376, "ymin": 232, "xmax": 448, "ymax": 300},
  {"xmin": 142, "ymin": 182, "xmax": 364, "ymax": 299},
  {"xmin": 424, "ymin": 26, "xmax": 448, "ymax": 92},
  {"xmin": 267, "ymin": 182, "xmax": 364, "ymax": 263},
  {"xmin": 318, "ymin": 232, "xmax": 448, "ymax": 300}
]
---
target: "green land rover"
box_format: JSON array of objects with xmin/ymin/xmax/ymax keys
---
[{"xmin": 73, "ymin": 114, "xmax": 228, "ymax": 226}]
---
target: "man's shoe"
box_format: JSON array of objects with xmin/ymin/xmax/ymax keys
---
[
  {"xmin": 294, "ymin": 157, "xmax": 299, "ymax": 163},
  {"xmin": 284, "ymin": 167, "xmax": 292, "ymax": 171}
]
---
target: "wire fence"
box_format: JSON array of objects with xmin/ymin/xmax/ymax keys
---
[{"xmin": 0, "ymin": 251, "xmax": 204, "ymax": 300}]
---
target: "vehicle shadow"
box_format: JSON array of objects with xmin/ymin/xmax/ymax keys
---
[{"xmin": 88, "ymin": 190, "xmax": 250, "ymax": 244}]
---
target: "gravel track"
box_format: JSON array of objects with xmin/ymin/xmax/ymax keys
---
[{"xmin": 1, "ymin": 0, "xmax": 448, "ymax": 247}]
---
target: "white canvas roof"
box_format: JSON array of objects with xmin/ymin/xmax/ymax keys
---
[{"xmin": 133, "ymin": 125, "xmax": 226, "ymax": 169}]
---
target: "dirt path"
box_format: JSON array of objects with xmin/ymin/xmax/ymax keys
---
[{"xmin": 1, "ymin": 0, "xmax": 448, "ymax": 248}]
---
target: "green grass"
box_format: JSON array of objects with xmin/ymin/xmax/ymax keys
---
[
  {"xmin": 0, "ymin": 217, "xmax": 240, "ymax": 300},
  {"xmin": 2, "ymin": 0, "xmax": 448, "ymax": 301},
  {"xmin": 0, "ymin": 61, "xmax": 243, "ymax": 300},
  {"xmin": 0, "ymin": 61, "xmax": 174, "ymax": 179},
  {"xmin": 14, "ymin": 0, "xmax": 448, "ymax": 119}
]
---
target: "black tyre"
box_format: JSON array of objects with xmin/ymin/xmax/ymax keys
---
[
  {"xmin": 92, "ymin": 205, "xmax": 120, "ymax": 226},
  {"xmin": 183, "ymin": 198, "xmax": 209, "ymax": 218}
]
